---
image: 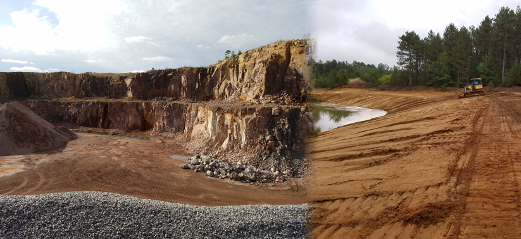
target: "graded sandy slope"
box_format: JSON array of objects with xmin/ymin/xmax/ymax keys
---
[{"xmin": 309, "ymin": 88, "xmax": 521, "ymax": 238}]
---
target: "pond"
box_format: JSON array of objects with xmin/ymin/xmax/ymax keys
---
[{"xmin": 311, "ymin": 102, "xmax": 387, "ymax": 133}]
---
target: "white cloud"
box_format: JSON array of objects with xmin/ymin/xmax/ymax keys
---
[
  {"xmin": 143, "ymin": 56, "xmax": 172, "ymax": 62},
  {"xmin": 367, "ymin": 0, "xmax": 500, "ymax": 31},
  {"xmin": 9, "ymin": 66, "xmax": 60, "ymax": 72},
  {"xmin": 217, "ymin": 34, "xmax": 256, "ymax": 48},
  {"xmin": 1, "ymin": 59, "xmax": 34, "ymax": 64},
  {"xmin": 124, "ymin": 36, "xmax": 152, "ymax": 43},
  {"xmin": 85, "ymin": 59, "xmax": 107, "ymax": 63},
  {"xmin": 313, "ymin": 0, "xmax": 520, "ymax": 66},
  {"xmin": 0, "ymin": 10, "xmax": 57, "ymax": 55},
  {"xmin": 10, "ymin": 66, "xmax": 42, "ymax": 72},
  {"xmin": 128, "ymin": 70, "xmax": 145, "ymax": 73},
  {"xmin": 0, "ymin": 1, "xmax": 311, "ymax": 73},
  {"xmin": 0, "ymin": 0, "xmax": 123, "ymax": 55},
  {"xmin": 124, "ymin": 36, "xmax": 160, "ymax": 47}
]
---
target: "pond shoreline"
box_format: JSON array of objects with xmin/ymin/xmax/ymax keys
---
[{"xmin": 311, "ymin": 102, "xmax": 387, "ymax": 132}]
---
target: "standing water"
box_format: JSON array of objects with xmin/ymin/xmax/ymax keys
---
[{"xmin": 311, "ymin": 102, "xmax": 387, "ymax": 132}]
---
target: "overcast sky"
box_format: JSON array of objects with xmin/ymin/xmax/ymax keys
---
[
  {"xmin": 313, "ymin": 0, "xmax": 521, "ymax": 67},
  {"xmin": 0, "ymin": 0, "xmax": 312, "ymax": 73}
]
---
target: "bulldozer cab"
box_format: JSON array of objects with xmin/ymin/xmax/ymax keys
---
[
  {"xmin": 459, "ymin": 78, "xmax": 484, "ymax": 99},
  {"xmin": 466, "ymin": 78, "xmax": 483, "ymax": 88}
]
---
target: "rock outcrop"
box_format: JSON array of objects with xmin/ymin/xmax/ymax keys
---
[
  {"xmin": 0, "ymin": 40, "xmax": 313, "ymax": 103},
  {"xmin": 21, "ymin": 100, "xmax": 309, "ymax": 163},
  {"xmin": 0, "ymin": 102, "xmax": 77, "ymax": 156},
  {"xmin": 0, "ymin": 39, "xmax": 314, "ymax": 172}
]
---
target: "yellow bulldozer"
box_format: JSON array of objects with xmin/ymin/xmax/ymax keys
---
[{"xmin": 458, "ymin": 78, "xmax": 484, "ymax": 99}]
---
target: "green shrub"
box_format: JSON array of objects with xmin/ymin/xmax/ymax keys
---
[{"xmin": 378, "ymin": 74, "xmax": 392, "ymax": 85}]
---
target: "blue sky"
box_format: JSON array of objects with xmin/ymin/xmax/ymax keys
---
[
  {"xmin": 313, "ymin": 0, "xmax": 521, "ymax": 67},
  {"xmin": 0, "ymin": 0, "xmax": 313, "ymax": 73}
]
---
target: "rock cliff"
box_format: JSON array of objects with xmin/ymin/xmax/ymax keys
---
[
  {"xmin": 1, "ymin": 39, "xmax": 314, "ymax": 173},
  {"xmin": 0, "ymin": 40, "xmax": 313, "ymax": 103},
  {"xmin": 21, "ymin": 100, "xmax": 309, "ymax": 169}
]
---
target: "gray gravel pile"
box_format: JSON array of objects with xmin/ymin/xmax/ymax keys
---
[{"xmin": 0, "ymin": 191, "xmax": 310, "ymax": 238}]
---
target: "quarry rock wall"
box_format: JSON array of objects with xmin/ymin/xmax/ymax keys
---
[
  {"xmin": 0, "ymin": 40, "xmax": 313, "ymax": 103},
  {"xmin": 1, "ymin": 39, "xmax": 313, "ymax": 166},
  {"xmin": 21, "ymin": 100, "xmax": 309, "ymax": 160}
]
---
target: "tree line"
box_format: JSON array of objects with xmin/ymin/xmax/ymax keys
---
[
  {"xmin": 397, "ymin": 6, "xmax": 521, "ymax": 87},
  {"xmin": 314, "ymin": 6, "xmax": 521, "ymax": 88},
  {"xmin": 313, "ymin": 59, "xmax": 393, "ymax": 88}
]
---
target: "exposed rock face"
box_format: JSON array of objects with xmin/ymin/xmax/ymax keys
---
[
  {"xmin": 0, "ymin": 40, "xmax": 313, "ymax": 103},
  {"xmin": 21, "ymin": 100, "xmax": 309, "ymax": 161},
  {"xmin": 0, "ymin": 102, "xmax": 77, "ymax": 156},
  {"xmin": 0, "ymin": 39, "xmax": 313, "ymax": 169}
]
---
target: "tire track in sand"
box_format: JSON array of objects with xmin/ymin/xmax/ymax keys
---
[
  {"xmin": 1, "ymin": 174, "xmax": 28, "ymax": 195},
  {"xmin": 22, "ymin": 171, "xmax": 46, "ymax": 194},
  {"xmin": 454, "ymin": 96, "xmax": 521, "ymax": 238}
]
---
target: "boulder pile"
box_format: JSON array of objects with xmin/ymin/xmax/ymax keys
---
[{"xmin": 179, "ymin": 155, "xmax": 291, "ymax": 183}]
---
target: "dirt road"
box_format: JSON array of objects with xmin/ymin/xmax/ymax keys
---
[
  {"xmin": 308, "ymin": 88, "xmax": 521, "ymax": 238},
  {"xmin": 0, "ymin": 134, "xmax": 307, "ymax": 206}
]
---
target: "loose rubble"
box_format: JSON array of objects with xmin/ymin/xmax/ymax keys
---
[{"xmin": 179, "ymin": 154, "xmax": 308, "ymax": 183}]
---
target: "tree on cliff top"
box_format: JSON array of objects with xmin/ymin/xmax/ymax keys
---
[{"xmin": 225, "ymin": 50, "xmax": 242, "ymax": 59}]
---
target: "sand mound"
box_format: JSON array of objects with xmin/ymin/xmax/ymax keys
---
[
  {"xmin": 349, "ymin": 78, "xmax": 364, "ymax": 84},
  {"xmin": 0, "ymin": 102, "xmax": 77, "ymax": 156}
]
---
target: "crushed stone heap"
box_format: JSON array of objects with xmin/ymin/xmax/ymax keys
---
[{"xmin": 0, "ymin": 102, "xmax": 77, "ymax": 156}]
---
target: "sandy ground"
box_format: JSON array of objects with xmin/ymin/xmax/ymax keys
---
[
  {"xmin": 308, "ymin": 88, "xmax": 521, "ymax": 238},
  {"xmin": 0, "ymin": 133, "xmax": 307, "ymax": 206}
]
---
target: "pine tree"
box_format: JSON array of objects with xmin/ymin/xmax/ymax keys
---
[
  {"xmin": 475, "ymin": 16, "xmax": 493, "ymax": 60},
  {"xmin": 397, "ymin": 31, "xmax": 421, "ymax": 85},
  {"xmin": 493, "ymin": 7, "xmax": 516, "ymax": 85},
  {"xmin": 434, "ymin": 52, "xmax": 453, "ymax": 86},
  {"xmin": 506, "ymin": 60, "xmax": 521, "ymax": 86},
  {"xmin": 453, "ymin": 26, "xmax": 472, "ymax": 86},
  {"xmin": 424, "ymin": 30, "xmax": 443, "ymax": 84},
  {"xmin": 515, "ymin": 7, "xmax": 521, "ymax": 61},
  {"xmin": 477, "ymin": 55, "xmax": 501, "ymax": 86},
  {"xmin": 443, "ymin": 23, "xmax": 459, "ymax": 80}
]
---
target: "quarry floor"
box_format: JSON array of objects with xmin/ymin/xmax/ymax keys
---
[
  {"xmin": 308, "ymin": 88, "xmax": 521, "ymax": 238},
  {"xmin": 0, "ymin": 133, "xmax": 307, "ymax": 206}
]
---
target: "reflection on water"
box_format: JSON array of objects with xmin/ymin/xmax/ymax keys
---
[
  {"xmin": 311, "ymin": 102, "xmax": 387, "ymax": 132},
  {"xmin": 312, "ymin": 106, "xmax": 352, "ymax": 124}
]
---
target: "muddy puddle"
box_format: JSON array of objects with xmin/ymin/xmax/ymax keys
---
[{"xmin": 311, "ymin": 102, "xmax": 387, "ymax": 132}]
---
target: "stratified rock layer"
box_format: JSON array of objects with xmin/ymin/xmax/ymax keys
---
[
  {"xmin": 0, "ymin": 102, "xmax": 77, "ymax": 156},
  {"xmin": 21, "ymin": 100, "xmax": 308, "ymax": 164},
  {"xmin": 0, "ymin": 39, "xmax": 313, "ymax": 167},
  {"xmin": 0, "ymin": 40, "xmax": 313, "ymax": 103}
]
